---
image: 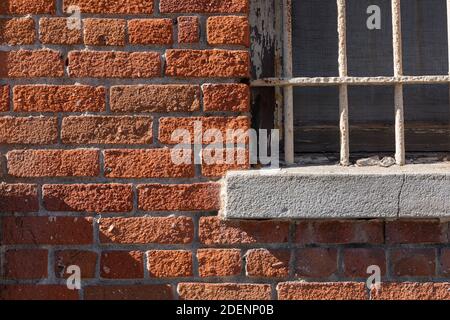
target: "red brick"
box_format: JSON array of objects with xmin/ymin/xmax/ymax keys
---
[
  {"xmin": 342, "ymin": 248, "xmax": 386, "ymax": 278},
  {"xmin": 43, "ymin": 184, "xmax": 133, "ymax": 213},
  {"xmin": 83, "ymin": 18, "xmax": 126, "ymax": 46},
  {"xmin": 110, "ymin": 85, "xmax": 200, "ymax": 113},
  {"xmin": 55, "ymin": 250, "xmax": 97, "ymax": 279},
  {"xmin": 207, "ymin": 16, "xmax": 250, "ymax": 46},
  {"xmin": 14, "ymin": 85, "xmax": 105, "ymax": 112},
  {"xmin": 160, "ymin": 0, "xmax": 248, "ymax": 13},
  {"xmin": 138, "ymin": 183, "xmax": 220, "ymax": 211},
  {"xmin": 197, "ymin": 249, "xmax": 242, "ymax": 277},
  {"xmin": 39, "ymin": 18, "xmax": 82, "ymax": 45},
  {"xmin": 147, "ymin": 250, "xmax": 193, "ymax": 278},
  {"xmin": 371, "ymin": 283, "xmax": 450, "ymax": 300},
  {"xmin": 203, "ymin": 84, "xmax": 250, "ymax": 112},
  {"xmin": 0, "ymin": 285, "xmax": 78, "ymax": 300},
  {"xmin": 295, "ymin": 220, "xmax": 384, "ymax": 245},
  {"xmin": 246, "ymin": 249, "xmax": 290, "ymax": 278},
  {"xmin": 386, "ymin": 220, "xmax": 446, "ymax": 244},
  {"xmin": 441, "ymin": 248, "xmax": 450, "ymax": 276},
  {"xmin": 177, "ymin": 16, "xmax": 199, "ymax": 43},
  {"xmin": 4, "ymin": 249, "xmax": 48, "ymax": 279},
  {"xmin": 178, "ymin": 283, "xmax": 271, "ymax": 300},
  {"xmin": 199, "ymin": 217, "xmax": 289, "ymax": 245},
  {"xmin": 7, "ymin": 149, "xmax": 99, "ymax": 177},
  {"xmin": 0, "ymin": 116, "xmax": 58, "ymax": 144},
  {"xmin": 391, "ymin": 249, "xmax": 436, "ymax": 278},
  {"xmin": 101, "ymin": 251, "xmax": 144, "ymax": 279},
  {"xmin": 0, "ymin": 183, "xmax": 38, "ymax": 212},
  {"xmin": 277, "ymin": 282, "xmax": 368, "ymax": 300},
  {"xmin": 99, "ymin": 216, "xmax": 194, "ymax": 244},
  {"xmin": 3, "ymin": 50, "xmax": 64, "ymax": 78},
  {"xmin": 84, "ymin": 285, "xmax": 173, "ymax": 300},
  {"xmin": 64, "ymin": 0, "xmax": 153, "ymax": 14},
  {"xmin": 158, "ymin": 116, "xmax": 250, "ymax": 144},
  {"xmin": 68, "ymin": 51, "xmax": 161, "ymax": 78},
  {"xmin": 128, "ymin": 19, "xmax": 173, "ymax": 45},
  {"xmin": 61, "ymin": 116, "xmax": 153, "ymax": 145},
  {"xmin": 2, "ymin": 217, "xmax": 93, "ymax": 245},
  {"xmin": 0, "ymin": 85, "xmax": 9, "ymax": 111},
  {"xmin": 295, "ymin": 248, "xmax": 338, "ymax": 278},
  {"xmin": 103, "ymin": 149, "xmax": 194, "ymax": 178},
  {"xmin": 0, "ymin": 18, "xmax": 35, "ymax": 45},
  {"xmin": 201, "ymin": 148, "xmax": 250, "ymax": 177},
  {"xmin": 2, "ymin": 0, "xmax": 55, "ymax": 14},
  {"xmin": 165, "ymin": 49, "xmax": 250, "ymax": 78}
]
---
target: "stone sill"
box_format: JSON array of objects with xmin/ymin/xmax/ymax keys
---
[{"xmin": 221, "ymin": 163, "xmax": 450, "ymax": 219}]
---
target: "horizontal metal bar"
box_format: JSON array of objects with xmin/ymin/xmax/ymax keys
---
[{"xmin": 251, "ymin": 75, "xmax": 450, "ymax": 87}]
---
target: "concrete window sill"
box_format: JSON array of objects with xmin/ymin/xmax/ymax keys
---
[{"xmin": 221, "ymin": 163, "xmax": 450, "ymax": 219}]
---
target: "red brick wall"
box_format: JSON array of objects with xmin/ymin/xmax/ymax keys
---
[{"xmin": 0, "ymin": 0, "xmax": 449, "ymax": 301}]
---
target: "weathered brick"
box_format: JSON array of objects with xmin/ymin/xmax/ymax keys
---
[
  {"xmin": 2, "ymin": 50, "xmax": 64, "ymax": 78},
  {"xmin": 68, "ymin": 51, "xmax": 161, "ymax": 78},
  {"xmin": 246, "ymin": 249, "xmax": 290, "ymax": 278},
  {"xmin": 0, "ymin": 18, "xmax": 35, "ymax": 45},
  {"xmin": 202, "ymin": 84, "xmax": 250, "ymax": 112},
  {"xmin": 0, "ymin": 85, "xmax": 9, "ymax": 111},
  {"xmin": 128, "ymin": 19, "xmax": 173, "ymax": 45},
  {"xmin": 103, "ymin": 149, "xmax": 194, "ymax": 178},
  {"xmin": 207, "ymin": 16, "xmax": 250, "ymax": 46},
  {"xmin": 386, "ymin": 220, "xmax": 446, "ymax": 244},
  {"xmin": 178, "ymin": 283, "xmax": 271, "ymax": 300},
  {"xmin": 63, "ymin": 0, "xmax": 153, "ymax": 14},
  {"xmin": 99, "ymin": 217, "xmax": 194, "ymax": 244},
  {"xmin": 441, "ymin": 248, "xmax": 450, "ymax": 276},
  {"xmin": 4, "ymin": 249, "xmax": 48, "ymax": 279},
  {"xmin": 83, "ymin": 18, "xmax": 126, "ymax": 46},
  {"xmin": 342, "ymin": 248, "xmax": 386, "ymax": 278},
  {"xmin": 295, "ymin": 220, "xmax": 384, "ymax": 245},
  {"xmin": 138, "ymin": 183, "xmax": 220, "ymax": 211},
  {"xmin": 0, "ymin": 285, "xmax": 78, "ymax": 300},
  {"xmin": 0, "ymin": 116, "xmax": 57, "ymax": 144},
  {"xmin": 55, "ymin": 250, "xmax": 97, "ymax": 279},
  {"xmin": 295, "ymin": 248, "xmax": 338, "ymax": 278},
  {"xmin": 165, "ymin": 49, "xmax": 250, "ymax": 78},
  {"xmin": 277, "ymin": 282, "xmax": 368, "ymax": 300},
  {"xmin": 2, "ymin": 0, "xmax": 55, "ymax": 14},
  {"xmin": 197, "ymin": 249, "xmax": 242, "ymax": 277},
  {"xmin": 101, "ymin": 251, "xmax": 144, "ymax": 279},
  {"xmin": 39, "ymin": 18, "xmax": 82, "ymax": 45},
  {"xmin": 0, "ymin": 183, "xmax": 38, "ymax": 212},
  {"xmin": 147, "ymin": 250, "xmax": 193, "ymax": 278},
  {"xmin": 14, "ymin": 85, "xmax": 105, "ymax": 112},
  {"xmin": 2, "ymin": 217, "xmax": 93, "ymax": 245},
  {"xmin": 84, "ymin": 285, "xmax": 173, "ymax": 300},
  {"xmin": 201, "ymin": 148, "xmax": 250, "ymax": 177},
  {"xmin": 371, "ymin": 283, "xmax": 450, "ymax": 300},
  {"xmin": 199, "ymin": 217, "xmax": 289, "ymax": 245},
  {"xmin": 7, "ymin": 149, "xmax": 99, "ymax": 177},
  {"xmin": 111, "ymin": 85, "xmax": 200, "ymax": 113},
  {"xmin": 177, "ymin": 16, "xmax": 199, "ymax": 43},
  {"xmin": 391, "ymin": 249, "xmax": 436, "ymax": 278},
  {"xmin": 159, "ymin": 116, "xmax": 250, "ymax": 144},
  {"xmin": 160, "ymin": 0, "xmax": 248, "ymax": 13},
  {"xmin": 61, "ymin": 116, "xmax": 153, "ymax": 145},
  {"xmin": 43, "ymin": 184, "xmax": 133, "ymax": 213}
]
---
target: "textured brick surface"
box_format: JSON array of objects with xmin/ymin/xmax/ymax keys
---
[
  {"xmin": 55, "ymin": 250, "xmax": 97, "ymax": 279},
  {"xmin": 295, "ymin": 248, "xmax": 338, "ymax": 278},
  {"xmin": 7, "ymin": 149, "xmax": 99, "ymax": 177},
  {"xmin": 391, "ymin": 249, "xmax": 436, "ymax": 278},
  {"xmin": 128, "ymin": 19, "xmax": 173, "ymax": 45},
  {"xmin": 101, "ymin": 251, "xmax": 144, "ymax": 279},
  {"xmin": 0, "ymin": 285, "xmax": 78, "ymax": 300},
  {"xmin": 4, "ymin": 250, "xmax": 48, "ymax": 279},
  {"xmin": 177, "ymin": 16, "xmax": 199, "ymax": 43},
  {"xmin": 147, "ymin": 250, "xmax": 193, "ymax": 278},
  {"xmin": 0, "ymin": 117, "xmax": 58, "ymax": 144},
  {"xmin": 0, "ymin": 85, "xmax": 9, "ymax": 111},
  {"xmin": 64, "ymin": 0, "xmax": 153, "ymax": 14},
  {"xmin": 0, "ymin": 183, "xmax": 38, "ymax": 212},
  {"xmin": 197, "ymin": 249, "xmax": 242, "ymax": 277},
  {"xmin": 43, "ymin": 184, "xmax": 133, "ymax": 212},
  {"xmin": 160, "ymin": 0, "xmax": 249, "ymax": 13},
  {"xmin": 203, "ymin": 84, "xmax": 250, "ymax": 112},
  {"xmin": 2, "ymin": 50, "xmax": 64, "ymax": 78},
  {"xmin": 386, "ymin": 220, "xmax": 447, "ymax": 244},
  {"xmin": 371, "ymin": 283, "xmax": 450, "ymax": 300},
  {"xmin": 277, "ymin": 282, "xmax": 368, "ymax": 300},
  {"xmin": 2, "ymin": 0, "xmax": 56, "ymax": 14},
  {"xmin": 84, "ymin": 19, "xmax": 126, "ymax": 46},
  {"xmin": 207, "ymin": 16, "xmax": 250, "ymax": 46},
  {"xmin": 343, "ymin": 248, "xmax": 386, "ymax": 278},
  {"xmin": 0, "ymin": 18, "xmax": 35, "ymax": 45},
  {"xmin": 84, "ymin": 285, "xmax": 173, "ymax": 300},
  {"xmin": 246, "ymin": 249, "xmax": 290, "ymax": 278},
  {"xmin": 39, "ymin": 18, "xmax": 82, "ymax": 45},
  {"xmin": 178, "ymin": 283, "xmax": 271, "ymax": 300}
]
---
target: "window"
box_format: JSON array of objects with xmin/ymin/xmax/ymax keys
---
[{"xmin": 252, "ymin": 0, "xmax": 450, "ymax": 166}]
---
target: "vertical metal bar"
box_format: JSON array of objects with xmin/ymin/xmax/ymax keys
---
[
  {"xmin": 337, "ymin": 0, "xmax": 350, "ymax": 166},
  {"xmin": 283, "ymin": 0, "xmax": 295, "ymax": 164},
  {"xmin": 392, "ymin": 0, "xmax": 405, "ymax": 165}
]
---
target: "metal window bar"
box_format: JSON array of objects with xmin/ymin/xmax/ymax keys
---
[{"xmin": 252, "ymin": 0, "xmax": 450, "ymax": 166}]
